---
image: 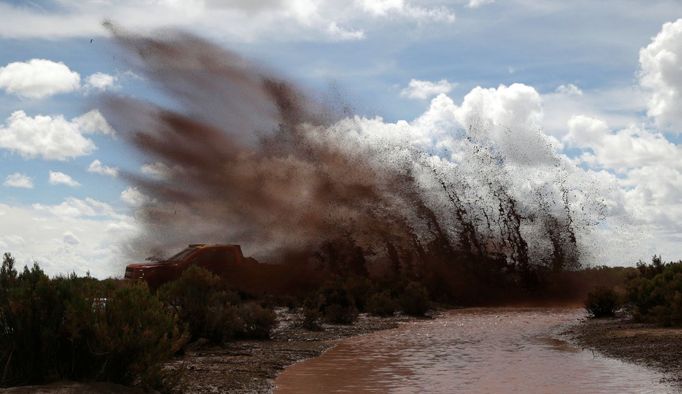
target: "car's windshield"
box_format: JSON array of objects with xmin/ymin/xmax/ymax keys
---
[{"xmin": 165, "ymin": 248, "xmax": 196, "ymax": 262}]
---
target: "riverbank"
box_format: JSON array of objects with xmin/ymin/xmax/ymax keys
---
[
  {"xmin": 568, "ymin": 314, "xmax": 682, "ymax": 386},
  {"xmin": 160, "ymin": 309, "xmax": 419, "ymax": 393},
  {"xmin": 0, "ymin": 310, "xmax": 419, "ymax": 393}
]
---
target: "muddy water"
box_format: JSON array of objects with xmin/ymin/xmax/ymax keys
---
[{"xmin": 275, "ymin": 308, "xmax": 674, "ymax": 393}]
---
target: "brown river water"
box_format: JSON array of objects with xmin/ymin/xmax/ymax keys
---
[{"xmin": 275, "ymin": 308, "xmax": 675, "ymax": 393}]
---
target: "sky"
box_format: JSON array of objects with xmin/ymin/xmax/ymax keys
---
[{"xmin": 0, "ymin": 0, "xmax": 681, "ymax": 277}]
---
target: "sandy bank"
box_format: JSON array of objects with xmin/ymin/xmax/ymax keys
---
[
  {"xmin": 160, "ymin": 309, "xmax": 418, "ymax": 393},
  {"xmin": 568, "ymin": 315, "xmax": 682, "ymax": 386}
]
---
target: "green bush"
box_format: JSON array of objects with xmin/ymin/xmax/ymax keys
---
[
  {"xmin": 92, "ymin": 282, "xmax": 187, "ymax": 385},
  {"xmin": 584, "ymin": 287, "xmax": 620, "ymax": 317},
  {"xmin": 238, "ymin": 302, "xmax": 276, "ymax": 339},
  {"xmin": 399, "ymin": 281, "xmax": 430, "ymax": 316},
  {"xmin": 0, "ymin": 253, "xmax": 185, "ymax": 388},
  {"xmin": 0, "ymin": 260, "xmax": 63, "ymax": 385},
  {"xmin": 158, "ymin": 265, "xmax": 276, "ymax": 341},
  {"xmin": 366, "ymin": 291, "xmax": 398, "ymax": 317},
  {"xmin": 344, "ymin": 276, "xmax": 373, "ymax": 312},
  {"xmin": 301, "ymin": 298, "xmax": 322, "ymax": 331},
  {"xmin": 317, "ymin": 281, "xmax": 358, "ymax": 324},
  {"xmin": 158, "ymin": 265, "xmax": 241, "ymax": 342},
  {"xmin": 627, "ymin": 260, "xmax": 682, "ymax": 326}
]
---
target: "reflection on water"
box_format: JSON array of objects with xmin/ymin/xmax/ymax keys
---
[{"xmin": 275, "ymin": 308, "xmax": 674, "ymax": 393}]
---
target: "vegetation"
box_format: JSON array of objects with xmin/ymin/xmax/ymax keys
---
[
  {"xmin": 366, "ymin": 291, "xmax": 398, "ymax": 317},
  {"xmin": 238, "ymin": 302, "xmax": 277, "ymax": 339},
  {"xmin": 626, "ymin": 257, "xmax": 682, "ymax": 326},
  {"xmin": 158, "ymin": 265, "xmax": 241, "ymax": 342},
  {"xmin": 399, "ymin": 281, "xmax": 430, "ymax": 316},
  {"xmin": 579, "ymin": 256, "xmax": 682, "ymax": 326},
  {"xmin": 157, "ymin": 266, "xmax": 278, "ymax": 342},
  {"xmin": 0, "ymin": 254, "xmax": 277, "ymax": 389},
  {"xmin": 301, "ymin": 299, "xmax": 323, "ymax": 331},
  {"xmin": 317, "ymin": 280, "xmax": 358, "ymax": 324},
  {"xmin": 0, "ymin": 253, "xmax": 185, "ymax": 388},
  {"xmin": 584, "ymin": 287, "xmax": 620, "ymax": 317}
]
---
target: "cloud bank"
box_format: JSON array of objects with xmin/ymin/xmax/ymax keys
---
[
  {"xmin": 0, "ymin": 0, "xmax": 455, "ymax": 41},
  {"xmin": 0, "ymin": 59, "xmax": 80, "ymax": 99},
  {"xmin": 0, "ymin": 110, "xmax": 114, "ymax": 161}
]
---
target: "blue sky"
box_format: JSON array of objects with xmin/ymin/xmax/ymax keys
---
[{"xmin": 1, "ymin": 0, "xmax": 681, "ymax": 277}]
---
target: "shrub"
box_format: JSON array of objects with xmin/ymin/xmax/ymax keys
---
[
  {"xmin": 399, "ymin": 281, "xmax": 430, "ymax": 316},
  {"xmin": 0, "ymin": 261, "xmax": 62, "ymax": 385},
  {"xmin": 238, "ymin": 302, "xmax": 276, "ymax": 339},
  {"xmin": 584, "ymin": 287, "xmax": 620, "ymax": 317},
  {"xmin": 0, "ymin": 254, "xmax": 184, "ymax": 388},
  {"xmin": 317, "ymin": 281, "xmax": 358, "ymax": 324},
  {"xmin": 344, "ymin": 276, "xmax": 373, "ymax": 312},
  {"xmin": 158, "ymin": 265, "xmax": 277, "ymax": 341},
  {"xmin": 92, "ymin": 282, "xmax": 187, "ymax": 385},
  {"xmin": 366, "ymin": 291, "xmax": 397, "ymax": 317},
  {"xmin": 158, "ymin": 265, "xmax": 242, "ymax": 342},
  {"xmin": 301, "ymin": 298, "xmax": 322, "ymax": 331},
  {"xmin": 323, "ymin": 304, "xmax": 357, "ymax": 324},
  {"xmin": 626, "ymin": 260, "xmax": 682, "ymax": 326}
]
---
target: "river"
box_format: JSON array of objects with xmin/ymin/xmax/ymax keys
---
[{"xmin": 275, "ymin": 308, "xmax": 674, "ymax": 393}]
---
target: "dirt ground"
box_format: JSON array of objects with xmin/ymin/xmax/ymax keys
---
[
  {"xmin": 160, "ymin": 309, "xmax": 418, "ymax": 393},
  {"xmin": 567, "ymin": 314, "xmax": 682, "ymax": 386}
]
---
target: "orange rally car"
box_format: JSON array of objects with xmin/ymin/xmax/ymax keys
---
[{"xmin": 124, "ymin": 244, "xmax": 255, "ymax": 290}]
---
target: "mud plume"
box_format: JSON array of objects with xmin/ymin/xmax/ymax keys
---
[{"xmin": 104, "ymin": 28, "xmax": 604, "ymax": 300}]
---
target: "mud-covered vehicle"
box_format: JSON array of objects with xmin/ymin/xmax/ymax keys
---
[{"xmin": 125, "ymin": 244, "xmax": 256, "ymax": 290}]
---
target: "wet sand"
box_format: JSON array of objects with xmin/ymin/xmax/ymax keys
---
[
  {"xmin": 568, "ymin": 315, "xmax": 682, "ymax": 387},
  {"xmin": 160, "ymin": 309, "xmax": 417, "ymax": 393}
]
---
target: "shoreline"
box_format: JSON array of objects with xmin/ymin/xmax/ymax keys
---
[
  {"xmin": 566, "ymin": 314, "xmax": 682, "ymax": 386},
  {"xmin": 161, "ymin": 309, "xmax": 421, "ymax": 393}
]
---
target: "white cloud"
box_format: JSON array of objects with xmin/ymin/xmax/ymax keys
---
[
  {"xmin": 368, "ymin": 83, "xmax": 552, "ymax": 165},
  {"xmin": 84, "ymin": 72, "xmax": 116, "ymax": 92},
  {"xmin": 401, "ymin": 79, "xmax": 456, "ymax": 100},
  {"xmin": 63, "ymin": 232, "xmax": 80, "ymax": 246},
  {"xmin": 542, "ymin": 86, "xmax": 645, "ymax": 138},
  {"xmin": 467, "ymin": 0, "xmax": 494, "ymax": 9},
  {"xmin": 0, "ymin": 201, "xmax": 138, "ymax": 278},
  {"xmin": 326, "ymin": 22, "xmax": 365, "ymax": 41},
  {"xmin": 0, "ymin": 59, "xmax": 80, "ymax": 99},
  {"xmin": 565, "ymin": 115, "xmax": 682, "ymax": 171},
  {"xmin": 3, "ymin": 173, "xmax": 33, "ymax": 189},
  {"xmin": 73, "ymin": 110, "xmax": 115, "ymax": 135},
  {"xmin": 564, "ymin": 115, "xmax": 608, "ymax": 147},
  {"xmin": 33, "ymin": 197, "xmax": 119, "ymax": 219},
  {"xmin": 0, "ymin": 110, "xmax": 113, "ymax": 161},
  {"xmin": 639, "ymin": 18, "xmax": 682, "ymax": 132},
  {"xmin": 454, "ymin": 83, "xmax": 542, "ymax": 132},
  {"xmin": 88, "ymin": 160, "xmax": 119, "ymax": 177},
  {"xmin": 49, "ymin": 171, "xmax": 80, "ymax": 187},
  {"xmin": 141, "ymin": 162, "xmax": 171, "ymax": 179},
  {"xmin": 332, "ymin": 82, "xmax": 682, "ymax": 263},
  {"xmin": 558, "ymin": 112, "xmax": 682, "ymax": 261},
  {"xmin": 555, "ymin": 83, "xmax": 583, "ymax": 96},
  {"xmin": 121, "ymin": 187, "xmax": 147, "ymax": 207},
  {"xmin": 358, "ymin": 0, "xmax": 455, "ymax": 21},
  {"xmin": 0, "ymin": 1, "xmax": 454, "ymax": 41},
  {"xmin": 359, "ymin": 0, "xmax": 406, "ymax": 15},
  {"xmin": 451, "ymin": 83, "xmax": 556, "ymax": 165}
]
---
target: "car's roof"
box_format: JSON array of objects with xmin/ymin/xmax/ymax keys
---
[{"xmin": 189, "ymin": 244, "xmax": 241, "ymax": 249}]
